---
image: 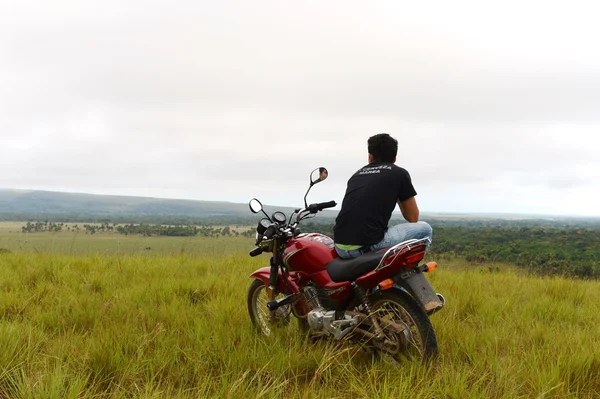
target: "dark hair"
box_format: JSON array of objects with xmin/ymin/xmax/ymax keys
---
[{"xmin": 367, "ymin": 133, "xmax": 398, "ymax": 163}]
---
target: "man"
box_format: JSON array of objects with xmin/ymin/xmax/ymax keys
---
[
  {"xmin": 318, "ymin": 167, "xmax": 328, "ymax": 181},
  {"xmin": 333, "ymin": 133, "xmax": 432, "ymax": 259}
]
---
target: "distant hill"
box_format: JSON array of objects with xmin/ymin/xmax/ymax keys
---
[
  {"xmin": 0, "ymin": 189, "xmax": 337, "ymax": 222},
  {"xmin": 0, "ymin": 189, "xmax": 597, "ymax": 227},
  {"xmin": 0, "ymin": 189, "xmax": 248, "ymax": 216}
]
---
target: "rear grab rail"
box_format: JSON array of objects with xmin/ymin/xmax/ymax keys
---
[{"xmin": 374, "ymin": 237, "xmax": 431, "ymax": 271}]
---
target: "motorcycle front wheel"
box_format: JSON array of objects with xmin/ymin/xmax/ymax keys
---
[
  {"xmin": 247, "ymin": 279, "xmax": 308, "ymax": 336},
  {"xmin": 368, "ymin": 289, "xmax": 438, "ymax": 361}
]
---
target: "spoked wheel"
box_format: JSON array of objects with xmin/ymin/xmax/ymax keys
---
[
  {"xmin": 247, "ymin": 279, "xmax": 308, "ymax": 336},
  {"xmin": 367, "ymin": 289, "xmax": 438, "ymax": 362}
]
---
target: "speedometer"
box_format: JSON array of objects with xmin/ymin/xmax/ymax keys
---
[
  {"xmin": 272, "ymin": 211, "xmax": 286, "ymax": 224},
  {"xmin": 257, "ymin": 218, "xmax": 271, "ymax": 234}
]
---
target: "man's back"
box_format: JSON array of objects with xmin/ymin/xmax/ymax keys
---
[{"xmin": 333, "ymin": 162, "xmax": 416, "ymax": 246}]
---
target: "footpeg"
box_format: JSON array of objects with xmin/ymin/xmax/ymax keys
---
[{"xmin": 266, "ymin": 294, "xmax": 295, "ymax": 311}]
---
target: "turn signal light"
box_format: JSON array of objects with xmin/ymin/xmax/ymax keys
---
[
  {"xmin": 424, "ymin": 262, "xmax": 438, "ymax": 272},
  {"xmin": 379, "ymin": 279, "xmax": 394, "ymax": 290}
]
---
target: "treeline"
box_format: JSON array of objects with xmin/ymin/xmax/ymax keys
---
[
  {"xmin": 115, "ymin": 224, "xmax": 254, "ymax": 238},
  {"xmin": 6, "ymin": 213, "xmax": 260, "ymax": 226},
  {"xmin": 5, "ymin": 211, "xmax": 599, "ymax": 228},
  {"xmin": 296, "ymin": 222, "xmax": 600, "ymax": 279},
  {"xmin": 116, "ymin": 224, "xmax": 199, "ymax": 237},
  {"xmin": 20, "ymin": 221, "xmax": 256, "ymax": 238},
  {"xmin": 21, "ymin": 221, "xmax": 117, "ymax": 234},
  {"xmin": 429, "ymin": 226, "xmax": 599, "ymax": 278},
  {"xmin": 423, "ymin": 217, "xmax": 600, "ymax": 229},
  {"xmin": 16, "ymin": 216, "xmax": 600, "ymax": 278},
  {"xmin": 21, "ymin": 221, "xmax": 66, "ymax": 233}
]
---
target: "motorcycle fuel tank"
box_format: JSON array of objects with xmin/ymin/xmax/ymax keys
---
[{"xmin": 283, "ymin": 233, "xmax": 337, "ymax": 273}]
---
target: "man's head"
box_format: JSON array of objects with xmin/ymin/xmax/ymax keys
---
[
  {"xmin": 368, "ymin": 133, "xmax": 398, "ymax": 163},
  {"xmin": 319, "ymin": 167, "xmax": 328, "ymax": 181}
]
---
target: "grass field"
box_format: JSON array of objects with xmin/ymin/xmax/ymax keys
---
[
  {"xmin": 1, "ymin": 226, "xmax": 600, "ymax": 398},
  {"xmin": 0, "ymin": 222, "xmax": 250, "ymax": 257}
]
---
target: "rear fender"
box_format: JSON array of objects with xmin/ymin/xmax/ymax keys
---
[{"xmin": 393, "ymin": 272, "xmax": 444, "ymax": 315}]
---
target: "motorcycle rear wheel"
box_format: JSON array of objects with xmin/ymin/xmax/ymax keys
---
[
  {"xmin": 368, "ymin": 289, "xmax": 438, "ymax": 361},
  {"xmin": 247, "ymin": 279, "xmax": 308, "ymax": 336}
]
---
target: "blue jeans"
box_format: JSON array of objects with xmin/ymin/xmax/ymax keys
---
[{"xmin": 335, "ymin": 221, "xmax": 433, "ymax": 259}]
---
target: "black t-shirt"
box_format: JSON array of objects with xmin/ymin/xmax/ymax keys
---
[{"xmin": 333, "ymin": 162, "xmax": 417, "ymax": 246}]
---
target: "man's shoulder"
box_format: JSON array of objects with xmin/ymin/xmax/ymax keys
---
[
  {"xmin": 390, "ymin": 163, "xmax": 409, "ymax": 172},
  {"xmin": 390, "ymin": 164, "xmax": 412, "ymax": 178}
]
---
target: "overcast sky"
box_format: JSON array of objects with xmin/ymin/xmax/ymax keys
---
[{"xmin": 1, "ymin": 0, "xmax": 599, "ymax": 216}]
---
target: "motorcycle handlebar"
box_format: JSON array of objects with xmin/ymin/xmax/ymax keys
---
[
  {"xmin": 249, "ymin": 245, "xmax": 269, "ymax": 257},
  {"xmin": 308, "ymin": 200, "xmax": 337, "ymax": 213}
]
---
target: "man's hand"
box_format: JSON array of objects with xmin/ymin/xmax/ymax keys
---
[{"xmin": 398, "ymin": 197, "xmax": 419, "ymax": 223}]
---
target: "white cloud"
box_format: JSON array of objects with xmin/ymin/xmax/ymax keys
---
[{"xmin": 1, "ymin": 0, "xmax": 599, "ymax": 216}]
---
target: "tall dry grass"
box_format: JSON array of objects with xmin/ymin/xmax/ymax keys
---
[{"xmin": 1, "ymin": 246, "xmax": 599, "ymax": 398}]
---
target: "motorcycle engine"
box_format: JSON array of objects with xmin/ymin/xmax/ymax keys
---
[
  {"xmin": 302, "ymin": 285, "xmax": 321, "ymax": 309},
  {"xmin": 307, "ymin": 308, "xmax": 330, "ymax": 331},
  {"xmin": 303, "ymin": 284, "xmax": 360, "ymax": 338}
]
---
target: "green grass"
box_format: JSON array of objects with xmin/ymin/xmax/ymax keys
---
[
  {"xmin": 0, "ymin": 223, "xmax": 250, "ymax": 256},
  {"xmin": 1, "ymin": 231, "xmax": 600, "ymax": 397}
]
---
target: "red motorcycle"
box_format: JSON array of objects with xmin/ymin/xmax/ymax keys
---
[{"xmin": 247, "ymin": 167, "xmax": 445, "ymax": 361}]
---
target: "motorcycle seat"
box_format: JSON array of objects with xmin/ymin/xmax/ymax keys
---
[{"xmin": 326, "ymin": 250, "xmax": 387, "ymax": 283}]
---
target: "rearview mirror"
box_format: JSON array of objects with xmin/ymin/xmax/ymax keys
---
[
  {"xmin": 304, "ymin": 167, "xmax": 328, "ymax": 208},
  {"xmin": 249, "ymin": 198, "xmax": 263, "ymax": 214},
  {"xmin": 310, "ymin": 167, "xmax": 328, "ymax": 185}
]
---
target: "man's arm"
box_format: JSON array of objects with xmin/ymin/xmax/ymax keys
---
[{"xmin": 398, "ymin": 196, "xmax": 419, "ymax": 223}]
